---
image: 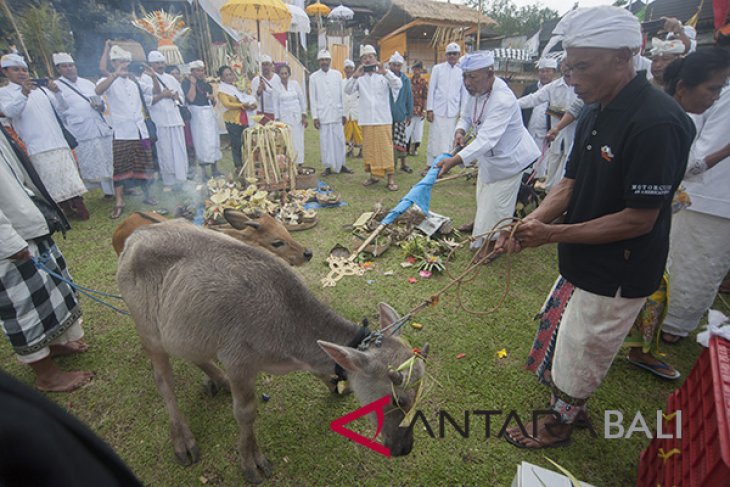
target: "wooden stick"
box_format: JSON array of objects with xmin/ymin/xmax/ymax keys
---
[
  {"xmin": 435, "ymin": 170, "xmax": 476, "ymax": 184},
  {"xmin": 349, "ymin": 224, "xmax": 386, "ymax": 262}
]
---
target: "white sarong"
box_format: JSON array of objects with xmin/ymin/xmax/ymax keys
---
[
  {"xmin": 75, "ymin": 135, "xmax": 114, "ymax": 195},
  {"xmin": 471, "ymin": 170, "xmax": 523, "ymax": 248},
  {"xmin": 281, "ymin": 115, "xmax": 305, "ymax": 165},
  {"xmin": 663, "ymin": 210, "xmax": 730, "ymax": 336},
  {"xmin": 427, "ymin": 115, "xmax": 458, "ymax": 166},
  {"xmin": 405, "ymin": 116, "xmax": 425, "ymax": 144},
  {"xmin": 319, "ymin": 122, "xmax": 346, "ymax": 172},
  {"xmin": 189, "ymin": 105, "xmax": 222, "ymax": 164},
  {"xmin": 552, "ymin": 286, "xmax": 645, "ymax": 399},
  {"xmin": 156, "ymin": 126, "xmax": 188, "ymax": 186},
  {"xmin": 29, "ymin": 148, "xmax": 87, "ymax": 202}
]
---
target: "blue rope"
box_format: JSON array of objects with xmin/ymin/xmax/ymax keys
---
[{"xmin": 31, "ymin": 256, "xmax": 130, "ymax": 316}]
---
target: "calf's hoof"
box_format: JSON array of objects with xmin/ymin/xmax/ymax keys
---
[
  {"xmin": 242, "ymin": 456, "xmax": 273, "ymax": 484},
  {"xmin": 174, "ymin": 444, "xmax": 201, "ymax": 466},
  {"xmin": 243, "ymin": 467, "xmax": 264, "ymax": 485},
  {"xmin": 203, "ymin": 378, "xmax": 220, "ymax": 397}
]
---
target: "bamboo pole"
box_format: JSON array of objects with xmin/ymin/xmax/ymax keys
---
[
  {"xmin": 0, "ymin": 0, "xmax": 35, "ymax": 74},
  {"xmin": 476, "ymin": 0, "xmax": 483, "ymax": 49},
  {"xmin": 349, "ymin": 224, "xmax": 386, "ymax": 262}
]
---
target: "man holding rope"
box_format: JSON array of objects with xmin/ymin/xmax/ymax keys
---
[
  {"xmin": 436, "ymin": 51, "xmax": 539, "ymax": 260},
  {"xmin": 495, "ymin": 6, "xmax": 694, "ymax": 449}
]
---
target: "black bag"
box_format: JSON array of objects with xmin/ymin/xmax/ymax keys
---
[
  {"xmin": 155, "ymin": 74, "xmax": 191, "ymax": 122},
  {"xmin": 40, "ymin": 88, "xmax": 78, "ymax": 149},
  {"xmin": 30, "ymin": 195, "xmax": 67, "ymax": 236},
  {"xmin": 134, "ymin": 80, "xmax": 158, "ymax": 144}
]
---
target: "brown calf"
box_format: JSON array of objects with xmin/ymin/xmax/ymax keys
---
[{"xmin": 112, "ymin": 210, "xmax": 313, "ymax": 266}]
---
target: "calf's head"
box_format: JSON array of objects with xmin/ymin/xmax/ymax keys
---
[
  {"xmin": 216, "ymin": 209, "xmax": 313, "ymax": 266},
  {"xmin": 319, "ymin": 303, "xmax": 429, "ymax": 457}
]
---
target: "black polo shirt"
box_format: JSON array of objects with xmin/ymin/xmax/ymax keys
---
[{"xmin": 558, "ymin": 73, "xmax": 695, "ymax": 298}]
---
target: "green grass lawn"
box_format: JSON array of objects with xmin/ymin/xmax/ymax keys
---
[{"xmin": 2, "ymin": 124, "xmax": 727, "ymax": 486}]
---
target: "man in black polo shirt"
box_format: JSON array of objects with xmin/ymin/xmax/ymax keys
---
[{"xmin": 499, "ymin": 6, "xmax": 695, "ymax": 449}]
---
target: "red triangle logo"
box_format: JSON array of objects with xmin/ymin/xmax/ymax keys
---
[{"xmin": 330, "ymin": 395, "xmax": 392, "ymax": 457}]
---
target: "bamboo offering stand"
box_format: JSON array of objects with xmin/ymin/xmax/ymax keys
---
[{"xmin": 241, "ymin": 121, "xmax": 298, "ymax": 191}]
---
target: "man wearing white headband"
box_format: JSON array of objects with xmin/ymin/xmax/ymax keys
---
[
  {"xmin": 96, "ymin": 40, "xmax": 159, "ymax": 219},
  {"xmin": 342, "ymin": 59, "xmax": 363, "ymax": 158},
  {"xmin": 497, "ymin": 6, "xmax": 695, "ymax": 449},
  {"xmin": 141, "ymin": 51, "xmax": 187, "ymax": 191},
  {"xmin": 649, "ymin": 39, "xmax": 685, "ymax": 88},
  {"xmin": 426, "ymin": 42, "xmax": 464, "ymax": 166},
  {"xmin": 519, "ymin": 57, "xmax": 559, "ymax": 180},
  {"xmin": 388, "ymin": 51, "xmax": 414, "ymax": 173},
  {"xmin": 437, "ymin": 51, "xmax": 539, "ymax": 257},
  {"xmin": 251, "ymin": 54, "xmax": 282, "ymax": 124},
  {"xmin": 518, "ymin": 60, "xmax": 582, "ymax": 192},
  {"xmin": 0, "ymin": 53, "xmax": 89, "ymax": 219},
  {"xmin": 345, "ymin": 44, "xmax": 403, "ymax": 190},
  {"xmin": 54, "ymin": 52, "xmax": 115, "ymax": 201},
  {"xmin": 310, "ymin": 49, "xmax": 350, "ymax": 175}
]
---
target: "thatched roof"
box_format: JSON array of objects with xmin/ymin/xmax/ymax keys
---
[{"xmin": 367, "ymin": 0, "xmax": 496, "ymax": 42}]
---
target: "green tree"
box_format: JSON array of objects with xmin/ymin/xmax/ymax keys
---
[
  {"xmin": 471, "ymin": 0, "xmax": 559, "ymax": 37},
  {"xmin": 17, "ymin": 2, "xmax": 73, "ymax": 76}
]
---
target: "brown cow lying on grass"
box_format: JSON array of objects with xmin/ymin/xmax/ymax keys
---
[{"xmin": 112, "ymin": 209, "xmax": 313, "ymax": 266}]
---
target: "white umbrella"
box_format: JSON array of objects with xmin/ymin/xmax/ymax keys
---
[
  {"xmin": 327, "ymin": 4, "xmax": 353, "ymax": 21},
  {"xmin": 286, "ymin": 4, "xmax": 310, "ymax": 59}
]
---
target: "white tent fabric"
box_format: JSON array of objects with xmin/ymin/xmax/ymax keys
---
[{"xmin": 328, "ymin": 5, "xmax": 354, "ymax": 21}]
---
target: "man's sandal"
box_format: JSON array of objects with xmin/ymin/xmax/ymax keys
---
[
  {"xmin": 362, "ymin": 178, "xmax": 379, "ymax": 187},
  {"xmin": 627, "ymin": 356, "xmax": 681, "ymax": 380},
  {"xmin": 110, "ymin": 205, "xmax": 125, "ymax": 219},
  {"xmin": 387, "ymin": 183, "xmax": 399, "ymax": 191}
]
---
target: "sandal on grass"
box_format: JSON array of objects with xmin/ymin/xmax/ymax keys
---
[
  {"xmin": 503, "ymin": 425, "xmax": 572, "ymax": 450},
  {"xmin": 143, "ymin": 197, "xmax": 158, "ymax": 206},
  {"xmin": 362, "ymin": 178, "xmax": 379, "ymax": 187},
  {"xmin": 661, "ymin": 332, "xmax": 684, "ymax": 344},
  {"xmin": 626, "ymin": 356, "xmax": 681, "ymax": 380},
  {"xmin": 387, "ymin": 183, "xmax": 399, "ymax": 191},
  {"xmin": 110, "ymin": 205, "xmax": 125, "ymax": 219}
]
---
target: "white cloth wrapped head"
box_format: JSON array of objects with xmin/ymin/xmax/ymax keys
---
[
  {"xmin": 52, "ymin": 52, "xmax": 74, "ymax": 65},
  {"xmin": 650, "ymin": 38, "xmax": 686, "ymax": 57},
  {"xmin": 389, "ymin": 51, "xmax": 404, "ymax": 65},
  {"xmin": 537, "ymin": 57, "xmax": 558, "ymax": 70},
  {"xmin": 545, "ymin": 6, "xmax": 642, "ymax": 54},
  {"xmin": 446, "ymin": 42, "xmax": 461, "ymax": 54},
  {"xmin": 188, "ymin": 60, "xmax": 205, "ymax": 69},
  {"xmin": 0, "ymin": 53, "xmax": 27, "ymax": 69},
  {"xmin": 147, "ymin": 50, "xmax": 166, "ymax": 63},
  {"xmin": 360, "ymin": 45, "xmax": 376, "ymax": 57},
  {"xmin": 317, "ymin": 49, "xmax": 331, "ymax": 60},
  {"xmin": 110, "ymin": 45, "xmax": 132, "ymax": 62},
  {"xmin": 344, "ymin": 59, "xmax": 355, "ymax": 69},
  {"xmin": 460, "ymin": 51, "xmax": 495, "ymax": 73},
  {"xmin": 260, "ymin": 54, "xmax": 273, "ymax": 64}
]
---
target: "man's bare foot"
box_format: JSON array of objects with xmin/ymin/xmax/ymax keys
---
[
  {"xmin": 50, "ymin": 339, "xmax": 88, "ymax": 358},
  {"xmin": 504, "ymin": 416, "xmax": 572, "ymax": 449},
  {"xmin": 30, "ymin": 357, "xmax": 95, "ymax": 392}
]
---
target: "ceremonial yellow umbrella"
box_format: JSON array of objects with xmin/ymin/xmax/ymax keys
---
[
  {"xmin": 220, "ymin": 0, "xmax": 291, "ymax": 69},
  {"xmin": 305, "ymin": 0, "xmax": 331, "ymax": 41}
]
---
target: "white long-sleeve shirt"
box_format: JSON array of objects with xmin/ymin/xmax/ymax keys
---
[
  {"xmin": 342, "ymin": 76, "xmax": 359, "ymax": 120},
  {"xmin": 683, "ymin": 86, "xmax": 730, "ymax": 219},
  {"xmin": 309, "ymin": 69, "xmax": 344, "ymax": 124},
  {"xmin": 426, "ymin": 62, "xmax": 463, "ymax": 118},
  {"xmin": 0, "ymin": 83, "xmax": 69, "ymax": 155},
  {"xmin": 274, "ymin": 80, "xmax": 307, "ymax": 119},
  {"xmin": 457, "ymin": 77, "xmax": 540, "ymax": 184},
  {"xmin": 251, "ymin": 73, "xmax": 282, "ymax": 115},
  {"xmin": 140, "ymin": 72, "xmax": 184, "ymax": 128},
  {"xmin": 344, "ymin": 70, "xmax": 402, "ymax": 126},
  {"xmin": 56, "ymin": 76, "xmax": 112, "ymax": 141},
  {"xmin": 96, "ymin": 76, "xmax": 150, "ymax": 140},
  {"xmin": 518, "ymin": 77, "xmax": 581, "ymax": 155}
]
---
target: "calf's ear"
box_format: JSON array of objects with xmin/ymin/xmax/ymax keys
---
[
  {"xmin": 318, "ymin": 340, "xmax": 369, "ymax": 372},
  {"xmin": 223, "ymin": 209, "xmax": 260, "ymax": 230},
  {"xmin": 378, "ymin": 302, "xmax": 402, "ymax": 335}
]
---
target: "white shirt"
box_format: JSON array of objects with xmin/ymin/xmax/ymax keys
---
[
  {"xmin": 342, "ymin": 76, "xmax": 359, "ymax": 120},
  {"xmin": 309, "ymin": 69, "xmax": 344, "ymax": 124},
  {"xmin": 634, "ymin": 55, "xmax": 654, "ymax": 80},
  {"xmin": 521, "ymin": 81, "xmax": 548, "ymax": 146},
  {"xmin": 518, "ymin": 77, "xmax": 581, "ymax": 155},
  {"xmin": 344, "ymin": 70, "xmax": 402, "ymax": 126},
  {"xmin": 0, "ymin": 83, "xmax": 69, "ymax": 155},
  {"xmin": 274, "ymin": 80, "xmax": 307, "ymax": 119},
  {"xmin": 56, "ymin": 76, "xmax": 112, "ymax": 141},
  {"xmin": 426, "ymin": 62, "xmax": 463, "ymax": 118},
  {"xmin": 251, "ymin": 73, "xmax": 282, "ymax": 115},
  {"xmin": 97, "ymin": 76, "xmax": 150, "ymax": 140},
  {"xmin": 457, "ymin": 77, "xmax": 541, "ymax": 184},
  {"xmin": 140, "ymin": 72, "xmax": 184, "ymax": 128},
  {"xmin": 683, "ymin": 86, "xmax": 730, "ymax": 219}
]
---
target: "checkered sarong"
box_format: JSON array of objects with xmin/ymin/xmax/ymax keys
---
[
  {"xmin": 392, "ymin": 121, "xmax": 408, "ymax": 154},
  {"xmin": 0, "ymin": 237, "xmax": 81, "ymax": 356}
]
